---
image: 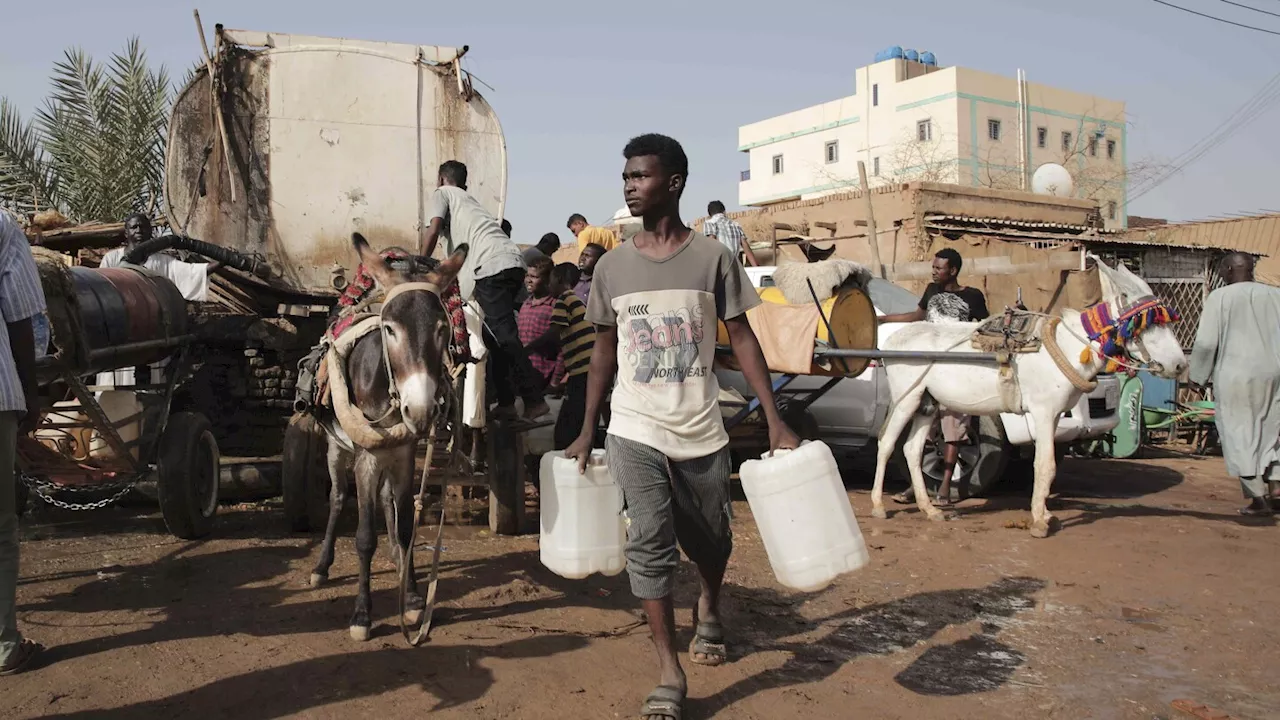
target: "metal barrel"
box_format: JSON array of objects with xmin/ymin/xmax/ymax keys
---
[{"xmin": 60, "ymin": 266, "xmax": 190, "ymax": 374}]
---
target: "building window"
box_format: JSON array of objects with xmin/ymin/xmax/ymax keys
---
[
  {"xmin": 1036, "ymin": 126, "xmax": 1047, "ymax": 148},
  {"xmin": 1088, "ymin": 134, "xmax": 1098, "ymax": 157},
  {"xmin": 988, "ymin": 118, "xmax": 1002, "ymax": 141},
  {"xmin": 1107, "ymin": 200, "xmax": 1117, "ymax": 220},
  {"xmin": 917, "ymin": 119, "xmax": 932, "ymax": 142},
  {"xmin": 1062, "ymin": 131, "xmax": 1073, "ymax": 153},
  {"xmin": 873, "ymin": 156, "xmax": 880, "ymax": 176},
  {"xmin": 872, "ymin": 84, "xmax": 879, "ymax": 107},
  {"xmin": 772, "ymin": 154, "xmax": 784, "ymax": 175},
  {"xmin": 825, "ymin": 140, "xmax": 839, "ymax": 164},
  {"xmin": 1106, "ymin": 139, "xmax": 1116, "ymax": 160}
]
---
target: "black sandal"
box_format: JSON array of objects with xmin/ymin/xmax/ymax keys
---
[
  {"xmin": 0, "ymin": 639, "xmax": 43, "ymax": 676},
  {"xmin": 639, "ymin": 685, "xmax": 684, "ymax": 720},
  {"xmin": 688, "ymin": 621, "xmax": 728, "ymax": 666}
]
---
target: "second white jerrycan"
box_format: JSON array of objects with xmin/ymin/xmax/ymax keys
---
[
  {"xmin": 539, "ymin": 450, "xmax": 627, "ymax": 580},
  {"xmin": 738, "ymin": 440, "xmax": 870, "ymax": 592}
]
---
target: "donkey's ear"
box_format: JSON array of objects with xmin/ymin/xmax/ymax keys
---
[
  {"xmin": 428, "ymin": 243, "xmax": 468, "ymax": 289},
  {"xmin": 353, "ymin": 232, "xmax": 403, "ymax": 289}
]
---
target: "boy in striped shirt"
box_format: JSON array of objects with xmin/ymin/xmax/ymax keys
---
[{"xmin": 549, "ymin": 262, "xmax": 596, "ymax": 449}]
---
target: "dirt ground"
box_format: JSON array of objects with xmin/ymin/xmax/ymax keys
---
[{"xmin": 3, "ymin": 450, "xmax": 1278, "ymax": 720}]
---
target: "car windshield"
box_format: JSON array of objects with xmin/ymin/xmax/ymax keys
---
[{"xmin": 867, "ymin": 278, "xmax": 919, "ymax": 315}]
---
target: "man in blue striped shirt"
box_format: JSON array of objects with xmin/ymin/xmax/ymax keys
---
[
  {"xmin": 0, "ymin": 211, "xmax": 47, "ymax": 675},
  {"xmin": 702, "ymin": 201, "xmax": 758, "ymax": 267}
]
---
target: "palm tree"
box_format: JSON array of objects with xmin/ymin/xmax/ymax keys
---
[{"xmin": 0, "ymin": 38, "xmax": 171, "ymax": 223}]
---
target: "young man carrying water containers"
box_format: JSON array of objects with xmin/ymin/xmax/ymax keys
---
[{"xmin": 563, "ymin": 134, "xmax": 800, "ymax": 720}]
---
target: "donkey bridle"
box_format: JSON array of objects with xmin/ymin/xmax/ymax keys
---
[{"xmin": 370, "ymin": 280, "xmax": 446, "ymax": 425}]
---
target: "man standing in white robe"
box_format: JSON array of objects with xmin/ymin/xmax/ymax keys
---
[{"xmin": 1189, "ymin": 252, "xmax": 1280, "ymax": 516}]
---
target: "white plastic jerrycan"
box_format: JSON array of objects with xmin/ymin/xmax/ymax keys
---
[
  {"xmin": 539, "ymin": 449, "xmax": 627, "ymax": 580},
  {"xmin": 738, "ymin": 440, "xmax": 870, "ymax": 592}
]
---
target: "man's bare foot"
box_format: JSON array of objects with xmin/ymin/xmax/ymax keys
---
[
  {"xmin": 523, "ymin": 399, "xmax": 550, "ymax": 419},
  {"xmin": 690, "ymin": 596, "xmax": 727, "ymax": 666},
  {"xmin": 491, "ymin": 404, "xmax": 518, "ymax": 420}
]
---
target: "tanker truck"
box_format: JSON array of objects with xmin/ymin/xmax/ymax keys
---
[{"xmin": 22, "ymin": 26, "xmax": 508, "ymax": 536}]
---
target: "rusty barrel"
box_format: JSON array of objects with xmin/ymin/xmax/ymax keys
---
[{"xmin": 66, "ymin": 266, "xmax": 189, "ymax": 373}]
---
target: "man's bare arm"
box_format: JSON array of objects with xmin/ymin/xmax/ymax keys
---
[
  {"xmin": 563, "ymin": 325, "xmax": 617, "ymax": 471},
  {"xmin": 419, "ymin": 217, "xmax": 445, "ymax": 258},
  {"xmin": 879, "ymin": 307, "xmax": 925, "ymax": 324}
]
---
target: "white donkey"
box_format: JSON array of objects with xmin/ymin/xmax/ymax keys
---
[{"xmin": 870, "ymin": 256, "xmax": 1188, "ymax": 537}]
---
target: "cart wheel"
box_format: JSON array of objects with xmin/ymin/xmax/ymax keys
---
[
  {"xmin": 157, "ymin": 411, "xmax": 219, "ymax": 539},
  {"xmin": 282, "ymin": 413, "xmax": 331, "ymax": 533},
  {"xmin": 893, "ymin": 415, "xmax": 1011, "ymax": 499}
]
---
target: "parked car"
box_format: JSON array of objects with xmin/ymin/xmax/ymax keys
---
[{"xmin": 716, "ymin": 266, "xmax": 1120, "ymax": 496}]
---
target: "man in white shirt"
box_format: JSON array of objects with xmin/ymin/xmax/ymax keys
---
[
  {"xmin": 99, "ymin": 214, "xmax": 209, "ymax": 302},
  {"xmin": 420, "ymin": 161, "xmax": 548, "ymax": 419}
]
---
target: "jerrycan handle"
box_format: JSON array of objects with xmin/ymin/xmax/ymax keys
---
[{"xmin": 757, "ymin": 439, "xmax": 812, "ymax": 461}]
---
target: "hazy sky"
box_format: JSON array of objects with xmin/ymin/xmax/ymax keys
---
[{"xmin": 3, "ymin": 0, "xmax": 1279, "ymax": 245}]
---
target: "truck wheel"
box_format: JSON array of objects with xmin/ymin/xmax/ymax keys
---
[
  {"xmin": 894, "ymin": 415, "xmax": 1011, "ymax": 499},
  {"xmin": 282, "ymin": 414, "xmax": 331, "ymax": 533},
  {"xmin": 157, "ymin": 412, "xmax": 219, "ymax": 540}
]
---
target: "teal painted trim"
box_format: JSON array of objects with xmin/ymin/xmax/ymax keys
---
[
  {"xmin": 738, "ymin": 116, "xmax": 860, "ymax": 151},
  {"xmin": 969, "ymin": 98, "xmax": 979, "ymax": 184},
  {"xmin": 896, "ymin": 92, "xmax": 956, "ymax": 111},
  {"xmin": 895, "ymin": 89, "xmax": 1117, "ymax": 126}
]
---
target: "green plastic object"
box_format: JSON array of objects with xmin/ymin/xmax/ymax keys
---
[{"xmin": 1111, "ymin": 375, "xmax": 1145, "ymax": 459}]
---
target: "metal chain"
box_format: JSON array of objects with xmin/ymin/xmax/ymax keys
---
[{"xmin": 21, "ymin": 473, "xmax": 140, "ymax": 512}]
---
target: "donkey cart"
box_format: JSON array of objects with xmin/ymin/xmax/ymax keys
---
[{"xmin": 19, "ymin": 252, "xmax": 220, "ymax": 539}]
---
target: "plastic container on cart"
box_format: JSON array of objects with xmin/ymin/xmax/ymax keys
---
[
  {"xmin": 738, "ymin": 440, "xmax": 869, "ymax": 592},
  {"xmin": 539, "ymin": 449, "xmax": 627, "ymax": 580}
]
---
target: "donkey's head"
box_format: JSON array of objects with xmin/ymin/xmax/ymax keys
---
[
  {"xmin": 353, "ymin": 233, "xmax": 467, "ymax": 435},
  {"xmin": 1090, "ymin": 254, "xmax": 1187, "ymax": 379}
]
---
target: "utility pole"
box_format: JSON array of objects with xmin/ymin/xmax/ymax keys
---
[{"xmin": 857, "ymin": 161, "xmax": 885, "ymax": 279}]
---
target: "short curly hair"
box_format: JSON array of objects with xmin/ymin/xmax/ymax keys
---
[{"xmin": 623, "ymin": 133, "xmax": 689, "ymax": 178}]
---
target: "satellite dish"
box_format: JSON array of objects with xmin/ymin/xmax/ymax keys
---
[{"xmin": 1031, "ymin": 163, "xmax": 1074, "ymax": 197}]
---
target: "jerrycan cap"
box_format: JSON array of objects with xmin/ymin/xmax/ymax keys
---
[{"xmin": 586, "ymin": 449, "xmax": 608, "ymax": 467}]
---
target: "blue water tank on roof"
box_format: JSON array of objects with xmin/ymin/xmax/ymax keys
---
[
  {"xmin": 874, "ymin": 49, "xmax": 885, "ymax": 62},
  {"xmin": 920, "ymin": 51, "xmax": 937, "ymax": 66},
  {"xmin": 905, "ymin": 48, "xmax": 919, "ymax": 62},
  {"xmin": 887, "ymin": 45, "xmax": 905, "ymax": 59}
]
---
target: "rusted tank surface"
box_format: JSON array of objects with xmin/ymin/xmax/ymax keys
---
[
  {"xmin": 164, "ymin": 28, "xmax": 507, "ymax": 298},
  {"xmin": 66, "ymin": 266, "xmax": 189, "ymax": 373}
]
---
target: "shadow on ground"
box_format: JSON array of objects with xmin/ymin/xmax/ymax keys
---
[{"xmin": 19, "ymin": 503, "xmax": 1051, "ymax": 719}]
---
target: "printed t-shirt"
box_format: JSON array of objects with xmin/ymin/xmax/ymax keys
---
[
  {"xmin": 918, "ymin": 283, "xmax": 990, "ymax": 323},
  {"xmin": 587, "ymin": 230, "xmax": 759, "ymax": 460}
]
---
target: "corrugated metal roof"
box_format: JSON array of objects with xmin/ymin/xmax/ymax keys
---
[
  {"xmin": 1111, "ymin": 214, "xmax": 1279, "ymax": 258},
  {"xmin": 923, "ymin": 214, "xmax": 1116, "ymax": 234}
]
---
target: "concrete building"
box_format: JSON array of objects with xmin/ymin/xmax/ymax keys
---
[{"xmin": 737, "ymin": 48, "xmax": 1129, "ymax": 228}]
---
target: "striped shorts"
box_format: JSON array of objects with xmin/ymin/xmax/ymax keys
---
[{"xmin": 605, "ymin": 434, "xmax": 733, "ymax": 600}]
